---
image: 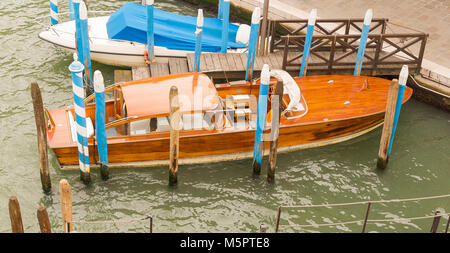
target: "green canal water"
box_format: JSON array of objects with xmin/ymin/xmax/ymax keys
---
[{"xmin": 0, "ymin": 0, "xmax": 449, "ymax": 233}]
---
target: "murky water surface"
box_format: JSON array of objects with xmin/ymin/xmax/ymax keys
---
[{"xmin": 0, "ymin": 0, "xmax": 449, "ymax": 233}]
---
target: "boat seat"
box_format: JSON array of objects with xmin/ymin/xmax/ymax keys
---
[{"xmin": 130, "ymin": 118, "xmax": 150, "ymax": 135}]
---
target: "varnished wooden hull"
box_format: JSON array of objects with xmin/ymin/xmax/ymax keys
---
[{"xmin": 55, "ymin": 112, "xmax": 384, "ymax": 169}]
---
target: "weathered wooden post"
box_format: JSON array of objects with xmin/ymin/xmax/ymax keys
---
[
  {"xmin": 80, "ymin": 1, "xmax": 93, "ymax": 95},
  {"xmin": 361, "ymin": 202, "xmax": 372, "ymax": 233},
  {"xmin": 37, "ymin": 206, "xmax": 52, "ymax": 233},
  {"xmin": 31, "ymin": 82, "xmax": 52, "ymax": 192},
  {"xmin": 354, "ymin": 9, "xmax": 372, "ymax": 76},
  {"xmin": 69, "ymin": 0, "xmax": 74, "ymax": 20},
  {"xmin": 259, "ymin": 224, "xmax": 267, "ymax": 233},
  {"xmin": 430, "ymin": 211, "xmax": 441, "ymax": 233},
  {"xmin": 267, "ymin": 80, "xmax": 283, "ymax": 182},
  {"xmin": 245, "ymin": 7, "xmax": 260, "ymax": 81},
  {"xmin": 252, "ymin": 64, "xmax": 270, "ymax": 175},
  {"xmin": 299, "ymin": 9, "xmax": 317, "ymax": 77},
  {"xmin": 59, "ymin": 179, "xmax": 73, "ymax": 233},
  {"xmin": 69, "ymin": 53, "xmax": 91, "ymax": 183},
  {"xmin": 220, "ymin": 0, "xmax": 230, "ymax": 53},
  {"xmin": 194, "ymin": 9, "xmax": 204, "ymax": 72},
  {"xmin": 144, "ymin": 0, "xmax": 155, "ymax": 63},
  {"xmin": 94, "ymin": 70, "xmax": 109, "ymax": 180},
  {"xmin": 376, "ymin": 79, "xmax": 399, "ymax": 169},
  {"xmin": 49, "ymin": 0, "xmax": 59, "ymax": 25},
  {"xmin": 8, "ymin": 196, "xmax": 24, "ymax": 233},
  {"xmin": 258, "ymin": 0, "xmax": 269, "ymax": 56},
  {"xmin": 387, "ymin": 65, "xmax": 408, "ymax": 158},
  {"xmin": 169, "ymin": 86, "xmax": 180, "ymax": 186}
]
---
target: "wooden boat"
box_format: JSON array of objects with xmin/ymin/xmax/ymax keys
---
[{"xmin": 45, "ymin": 71, "xmax": 412, "ymax": 169}]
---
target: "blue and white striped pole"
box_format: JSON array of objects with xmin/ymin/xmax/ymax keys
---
[
  {"xmin": 145, "ymin": 0, "xmax": 155, "ymax": 62},
  {"xmin": 252, "ymin": 64, "xmax": 270, "ymax": 175},
  {"xmin": 354, "ymin": 9, "xmax": 373, "ymax": 76},
  {"xmin": 194, "ymin": 9, "xmax": 204, "ymax": 72},
  {"xmin": 387, "ymin": 65, "xmax": 408, "ymax": 157},
  {"xmin": 69, "ymin": 0, "xmax": 74, "ymax": 20},
  {"xmin": 218, "ymin": 0, "xmax": 223, "ymax": 19},
  {"xmin": 245, "ymin": 7, "xmax": 260, "ymax": 81},
  {"xmin": 69, "ymin": 53, "xmax": 90, "ymax": 183},
  {"xmin": 79, "ymin": 1, "xmax": 93, "ymax": 95},
  {"xmin": 299, "ymin": 9, "xmax": 317, "ymax": 77},
  {"xmin": 94, "ymin": 70, "xmax": 109, "ymax": 180},
  {"xmin": 220, "ymin": 0, "xmax": 230, "ymax": 53},
  {"xmin": 50, "ymin": 0, "xmax": 59, "ymax": 25},
  {"xmin": 73, "ymin": 0, "xmax": 85, "ymax": 74}
]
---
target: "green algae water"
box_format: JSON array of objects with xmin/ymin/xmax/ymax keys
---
[{"xmin": 0, "ymin": 0, "xmax": 449, "ymax": 233}]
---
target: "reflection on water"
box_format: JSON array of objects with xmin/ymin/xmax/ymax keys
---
[{"xmin": 0, "ymin": 0, "xmax": 449, "ymax": 233}]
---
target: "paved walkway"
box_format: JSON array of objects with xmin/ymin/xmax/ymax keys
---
[{"xmin": 232, "ymin": 0, "xmax": 450, "ymax": 85}]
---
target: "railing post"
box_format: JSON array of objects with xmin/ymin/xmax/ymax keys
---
[
  {"xmin": 194, "ymin": 9, "xmax": 204, "ymax": 72},
  {"xmin": 220, "ymin": 0, "xmax": 230, "ymax": 53},
  {"xmin": 430, "ymin": 211, "xmax": 441, "ymax": 233},
  {"xmin": 282, "ymin": 38, "xmax": 289, "ymax": 70},
  {"xmin": 69, "ymin": 53, "xmax": 90, "ymax": 183},
  {"xmin": 371, "ymin": 35, "xmax": 382, "ymax": 76},
  {"xmin": 144, "ymin": 0, "xmax": 155, "ymax": 63},
  {"xmin": 299, "ymin": 9, "xmax": 317, "ymax": 77},
  {"xmin": 416, "ymin": 34, "xmax": 428, "ymax": 74},
  {"xmin": 252, "ymin": 64, "xmax": 270, "ymax": 175},
  {"xmin": 354, "ymin": 9, "xmax": 373, "ymax": 76},
  {"xmin": 245, "ymin": 7, "xmax": 261, "ymax": 81},
  {"xmin": 328, "ymin": 35, "xmax": 337, "ymax": 74},
  {"xmin": 50, "ymin": 0, "xmax": 58, "ymax": 25},
  {"xmin": 94, "ymin": 70, "xmax": 109, "ymax": 180}
]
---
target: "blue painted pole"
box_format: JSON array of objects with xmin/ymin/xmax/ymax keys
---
[
  {"xmin": 245, "ymin": 7, "xmax": 260, "ymax": 81},
  {"xmin": 94, "ymin": 70, "xmax": 109, "ymax": 180},
  {"xmin": 194, "ymin": 9, "xmax": 204, "ymax": 72},
  {"xmin": 69, "ymin": 53, "xmax": 90, "ymax": 183},
  {"xmin": 218, "ymin": 0, "xmax": 223, "ymax": 19},
  {"xmin": 387, "ymin": 65, "xmax": 408, "ymax": 157},
  {"xmin": 354, "ymin": 9, "xmax": 373, "ymax": 76},
  {"xmin": 79, "ymin": 1, "xmax": 93, "ymax": 95},
  {"xmin": 73, "ymin": 0, "xmax": 85, "ymax": 74},
  {"xmin": 252, "ymin": 64, "xmax": 270, "ymax": 175},
  {"xmin": 145, "ymin": 0, "xmax": 155, "ymax": 63},
  {"xmin": 69, "ymin": 0, "xmax": 74, "ymax": 20},
  {"xmin": 220, "ymin": 0, "xmax": 230, "ymax": 53},
  {"xmin": 50, "ymin": 0, "xmax": 59, "ymax": 25},
  {"xmin": 299, "ymin": 9, "xmax": 317, "ymax": 77}
]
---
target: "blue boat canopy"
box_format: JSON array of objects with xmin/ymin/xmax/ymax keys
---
[{"xmin": 106, "ymin": 3, "xmax": 247, "ymax": 52}]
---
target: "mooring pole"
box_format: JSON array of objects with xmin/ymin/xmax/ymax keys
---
[
  {"xmin": 69, "ymin": 53, "xmax": 91, "ymax": 183},
  {"xmin": 353, "ymin": 9, "xmax": 372, "ymax": 76},
  {"xmin": 252, "ymin": 64, "xmax": 270, "ymax": 175},
  {"xmin": 49, "ymin": 0, "xmax": 59, "ymax": 25},
  {"xmin": 430, "ymin": 211, "xmax": 441, "ymax": 233},
  {"xmin": 220, "ymin": 0, "xmax": 230, "ymax": 53},
  {"xmin": 275, "ymin": 206, "xmax": 282, "ymax": 233},
  {"xmin": 31, "ymin": 82, "xmax": 51, "ymax": 192},
  {"xmin": 361, "ymin": 202, "xmax": 372, "ymax": 233},
  {"xmin": 299, "ymin": 9, "xmax": 317, "ymax": 77},
  {"xmin": 387, "ymin": 65, "xmax": 408, "ymax": 158},
  {"xmin": 8, "ymin": 196, "xmax": 24, "ymax": 233},
  {"xmin": 144, "ymin": 0, "xmax": 155, "ymax": 63},
  {"xmin": 80, "ymin": 1, "xmax": 93, "ymax": 95},
  {"xmin": 245, "ymin": 7, "xmax": 260, "ymax": 81},
  {"xmin": 194, "ymin": 9, "xmax": 204, "ymax": 72},
  {"xmin": 169, "ymin": 86, "xmax": 180, "ymax": 186},
  {"xmin": 376, "ymin": 79, "xmax": 399, "ymax": 169},
  {"xmin": 259, "ymin": 224, "xmax": 267, "ymax": 233},
  {"xmin": 218, "ymin": 0, "xmax": 223, "ymax": 19},
  {"xmin": 69, "ymin": 0, "xmax": 74, "ymax": 20},
  {"xmin": 37, "ymin": 206, "xmax": 52, "ymax": 233},
  {"xmin": 59, "ymin": 179, "xmax": 73, "ymax": 233},
  {"xmin": 267, "ymin": 80, "xmax": 283, "ymax": 183},
  {"xmin": 94, "ymin": 70, "xmax": 109, "ymax": 180},
  {"xmin": 258, "ymin": 0, "xmax": 269, "ymax": 56},
  {"xmin": 73, "ymin": 0, "xmax": 85, "ymax": 70}
]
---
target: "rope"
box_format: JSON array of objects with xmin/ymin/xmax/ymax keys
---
[{"xmin": 281, "ymin": 193, "xmax": 450, "ymax": 209}]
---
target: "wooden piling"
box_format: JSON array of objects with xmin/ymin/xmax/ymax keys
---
[
  {"xmin": 376, "ymin": 79, "xmax": 399, "ymax": 169},
  {"xmin": 361, "ymin": 202, "xmax": 372, "ymax": 233},
  {"xmin": 59, "ymin": 179, "xmax": 73, "ymax": 233},
  {"xmin": 267, "ymin": 81, "xmax": 284, "ymax": 183},
  {"xmin": 430, "ymin": 211, "xmax": 441, "ymax": 233},
  {"xmin": 31, "ymin": 82, "xmax": 51, "ymax": 192},
  {"xmin": 8, "ymin": 196, "xmax": 24, "ymax": 233},
  {"xmin": 275, "ymin": 206, "xmax": 282, "ymax": 233},
  {"xmin": 37, "ymin": 206, "xmax": 52, "ymax": 233},
  {"xmin": 258, "ymin": 0, "xmax": 270, "ymax": 56},
  {"xmin": 259, "ymin": 224, "xmax": 267, "ymax": 233},
  {"xmin": 169, "ymin": 86, "xmax": 180, "ymax": 186}
]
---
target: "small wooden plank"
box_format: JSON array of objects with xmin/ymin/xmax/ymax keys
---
[
  {"xmin": 199, "ymin": 54, "xmax": 208, "ymax": 72},
  {"xmin": 186, "ymin": 53, "xmax": 195, "ymax": 72},
  {"xmin": 233, "ymin": 54, "xmax": 245, "ymax": 71},
  {"xmin": 132, "ymin": 66, "xmax": 150, "ymax": 80},
  {"xmin": 114, "ymin": 69, "xmax": 132, "ymax": 83},
  {"xmin": 225, "ymin": 54, "xmax": 238, "ymax": 71},
  {"xmin": 168, "ymin": 58, "xmax": 188, "ymax": 75},
  {"xmin": 204, "ymin": 53, "xmax": 215, "ymax": 72},
  {"xmin": 210, "ymin": 53, "xmax": 222, "ymax": 71},
  {"xmin": 240, "ymin": 53, "xmax": 249, "ymax": 70},
  {"xmin": 150, "ymin": 62, "xmax": 170, "ymax": 77},
  {"xmin": 218, "ymin": 53, "xmax": 231, "ymax": 72}
]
